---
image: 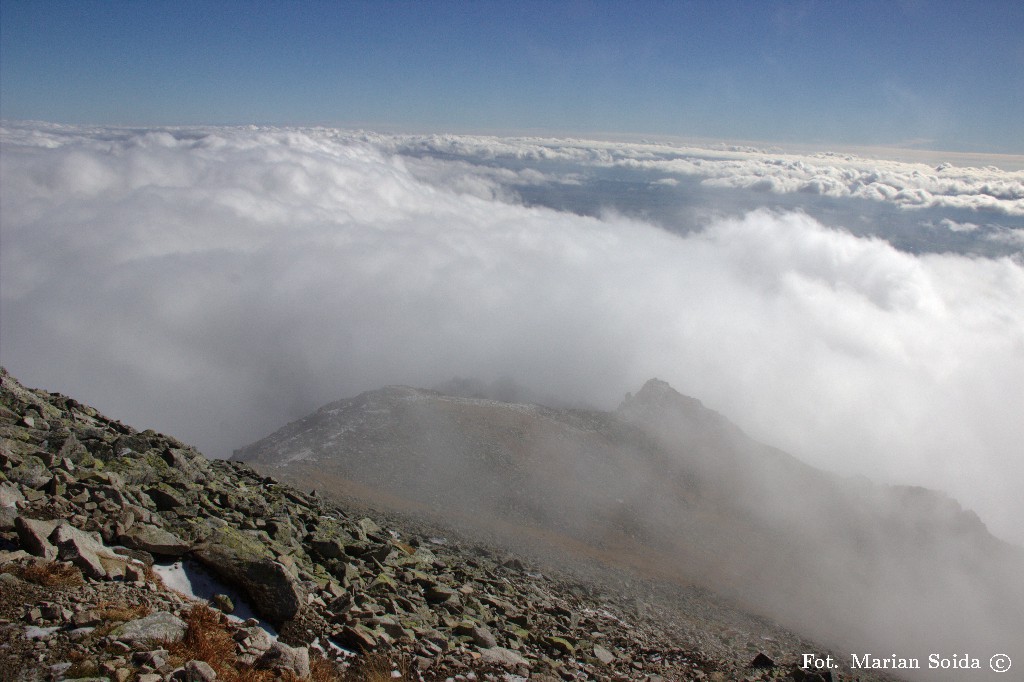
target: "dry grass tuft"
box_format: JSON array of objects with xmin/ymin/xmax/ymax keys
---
[
  {"xmin": 166, "ymin": 604, "xmax": 262, "ymax": 681},
  {"xmin": 8, "ymin": 561, "xmax": 84, "ymax": 587},
  {"xmin": 95, "ymin": 600, "xmax": 150, "ymax": 623},
  {"xmin": 158, "ymin": 604, "xmax": 415, "ymax": 682},
  {"xmin": 310, "ymin": 654, "xmax": 347, "ymax": 682},
  {"xmin": 343, "ymin": 652, "xmax": 412, "ymax": 682}
]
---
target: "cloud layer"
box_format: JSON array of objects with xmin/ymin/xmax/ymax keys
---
[
  {"xmin": 386, "ymin": 133, "xmax": 1024, "ymax": 216},
  {"xmin": 2, "ymin": 122, "xmax": 1023, "ymax": 544}
]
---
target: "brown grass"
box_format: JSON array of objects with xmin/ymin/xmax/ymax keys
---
[
  {"xmin": 161, "ymin": 604, "xmax": 417, "ymax": 682},
  {"xmin": 166, "ymin": 604, "xmax": 266, "ymax": 681},
  {"xmin": 95, "ymin": 601, "xmax": 151, "ymax": 622},
  {"xmin": 343, "ymin": 653, "xmax": 411, "ymax": 682},
  {"xmin": 6, "ymin": 561, "xmax": 84, "ymax": 587}
]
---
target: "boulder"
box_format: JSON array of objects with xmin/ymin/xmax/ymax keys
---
[
  {"xmin": 50, "ymin": 522, "xmax": 130, "ymax": 579},
  {"xmin": 593, "ymin": 643, "xmax": 616, "ymax": 665},
  {"xmin": 471, "ymin": 625, "xmax": 498, "ymax": 648},
  {"xmin": 191, "ymin": 526, "xmax": 305, "ymax": 627},
  {"xmin": 172, "ymin": 660, "xmax": 218, "ymax": 681},
  {"xmin": 119, "ymin": 525, "xmax": 189, "ymax": 557},
  {"xmin": 15, "ymin": 516, "xmax": 60, "ymax": 560},
  {"xmin": 479, "ymin": 646, "xmax": 530, "ymax": 668},
  {"xmin": 113, "ymin": 611, "xmax": 188, "ymax": 644},
  {"xmin": 0, "ymin": 506, "xmax": 18, "ymax": 531},
  {"xmin": 0, "ymin": 482, "xmax": 24, "ymax": 508},
  {"xmin": 144, "ymin": 485, "xmax": 187, "ymax": 511},
  {"xmin": 259, "ymin": 641, "xmax": 310, "ymax": 679}
]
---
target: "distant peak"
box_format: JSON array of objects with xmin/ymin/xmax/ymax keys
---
[
  {"xmin": 634, "ymin": 378, "xmax": 678, "ymax": 401},
  {"xmin": 617, "ymin": 378, "xmax": 718, "ymax": 424}
]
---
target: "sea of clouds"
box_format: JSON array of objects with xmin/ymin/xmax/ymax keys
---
[{"xmin": 2, "ymin": 121, "xmax": 1022, "ymax": 544}]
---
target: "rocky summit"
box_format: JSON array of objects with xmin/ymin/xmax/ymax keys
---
[{"xmin": 0, "ymin": 367, "xmax": 1014, "ymax": 682}]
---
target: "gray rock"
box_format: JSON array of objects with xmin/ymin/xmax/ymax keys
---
[
  {"xmin": 471, "ymin": 625, "xmax": 498, "ymax": 648},
  {"xmin": 113, "ymin": 611, "xmax": 187, "ymax": 644},
  {"xmin": 119, "ymin": 525, "xmax": 189, "ymax": 557},
  {"xmin": 0, "ymin": 506, "xmax": 17, "ymax": 531},
  {"xmin": 337, "ymin": 624, "xmax": 379, "ymax": 651},
  {"xmin": 0, "ymin": 482, "xmax": 24, "ymax": 508},
  {"xmin": 260, "ymin": 641, "xmax": 310, "ymax": 679},
  {"xmin": 211, "ymin": 593, "xmax": 234, "ymax": 613},
  {"xmin": 14, "ymin": 516, "xmax": 60, "ymax": 560},
  {"xmin": 51, "ymin": 522, "xmax": 129, "ymax": 579},
  {"xmin": 593, "ymin": 643, "xmax": 616, "ymax": 665},
  {"xmin": 479, "ymin": 646, "xmax": 530, "ymax": 668},
  {"xmin": 311, "ymin": 537, "xmax": 346, "ymax": 559},
  {"xmin": 192, "ymin": 527, "xmax": 305, "ymax": 627},
  {"xmin": 6, "ymin": 455, "xmax": 52, "ymax": 489},
  {"xmin": 233, "ymin": 625, "xmax": 274, "ymax": 654},
  {"xmin": 424, "ymin": 584, "xmax": 458, "ymax": 604},
  {"xmin": 132, "ymin": 649, "xmax": 169, "ymax": 668},
  {"xmin": 172, "ymin": 660, "xmax": 217, "ymax": 681},
  {"xmin": 0, "ymin": 572, "xmax": 22, "ymax": 587},
  {"xmin": 144, "ymin": 486, "xmax": 186, "ymax": 511}
]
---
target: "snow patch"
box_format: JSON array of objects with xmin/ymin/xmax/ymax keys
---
[{"xmin": 153, "ymin": 560, "xmax": 277, "ymax": 637}]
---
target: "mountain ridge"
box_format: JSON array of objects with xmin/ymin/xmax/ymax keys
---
[
  {"xmin": 234, "ymin": 377, "xmax": 1024, "ymax": 680},
  {"xmin": 1, "ymin": 367, "xmax": 902, "ymax": 681}
]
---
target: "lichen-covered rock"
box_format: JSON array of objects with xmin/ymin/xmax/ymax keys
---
[{"xmin": 191, "ymin": 526, "xmax": 305, "ymax": 627}]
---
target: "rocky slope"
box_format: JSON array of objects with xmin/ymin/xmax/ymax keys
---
[
  {"xmin": 0, "ymin": 367, "xmax": 898, "ymax": 682},
  {"xmin": 234, "ymin": 379, "xmax": 1024, "ymax": 680}
]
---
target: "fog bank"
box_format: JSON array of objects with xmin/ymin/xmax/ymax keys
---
[{"xmin": 2, "ymin": 122, "xmax": 1022, "ymax": 544}]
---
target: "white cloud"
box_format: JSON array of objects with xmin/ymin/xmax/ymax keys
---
[
  {"xmin": 2, "ymin": 123, "xmax": 1023, "ymax": 548},
  {"xmin": 381, "ymin": 132, "xmax": 1024, "ymax": 216}
]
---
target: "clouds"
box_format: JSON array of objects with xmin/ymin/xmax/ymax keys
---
[
  {"xmin": 2, "ymin": 122, "xmax": 1023, "ymax": 545},
  {"xmin": 385, "ymin": 132, "xmax": 1024, "ymax": 216}
]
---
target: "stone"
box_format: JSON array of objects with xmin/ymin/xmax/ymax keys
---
[
  {"xmin": 471, "ymin": 625, "xmax": 498, "ymax": 649},
  {"xmin": 593, "ymin": 644, "xmax": 616, "ymax": 665},
  {"xmin": 132, "ymin": 649, "xmax": 169, "ymax": 668},
  {"xmin": 233, "ymin": 625, "xmax": 274, "ymax": 654},
  {"xmin": 311, "ymin": 537, "xmax": 346, "ymax": 559},
  {"xmin": 750, "ymin": 652, "xmax": 775, "ymax": 668},
  {"xmin": 192, "ymin": 526, "xmax": 305, "ymax": 627},
  {"xmin": 478, "ymin": 646, "xmax": 530, "ymax": 668},
  {"xmin": 14, "ymin": 516, "xmax": 60, "ymax": 560},
  {"xmin": 424, "ymin": 584, "xmax": 458, "ymax": 604},
  {"xmin": 0, "ymin": 505, "xmax": 18, "ymax": 531},
  {"xmin": 179, "ymin": 660, "xmax": 218, "ymax": 681},
  {"xmin": 144, "ymin": 486, "xmax": 186, "ymax": 511},
  {"xmin": 113, "ymin": 611, "xmax": 188, "ymax": 644},
  {"xmin": 6, "ymin": 455, "xmax": 52, "ymax": 489},
  {"xmin": 119, "ymin": 524, "xmax": 189, "ymax": 557},
  {"xmin": 51, "ymin": 522, "xmax": 130, "ymax": 579},
  {"xmin": 211, "ymin": 593, "xmax": 234, "ymax": 613},
  {"xmin": 337, "ymin": 624, "xmax": 379, "ymax": 651},
  {"xmin": 0, "ymin": 482, "xmax": 24, "ymax": 508},
  {"xmin": 259, "ymin": 641, "xmax": 310, "ymax": 679}
]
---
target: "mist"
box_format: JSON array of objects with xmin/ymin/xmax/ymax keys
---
[{"xmin": 2, "ymin": 121, "xmax": 1023, "ymax": 552}]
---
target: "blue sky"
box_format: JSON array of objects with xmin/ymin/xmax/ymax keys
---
[{"xmin": 2, "ymin": 0, "xmax": 1022, "ymax": 153}]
